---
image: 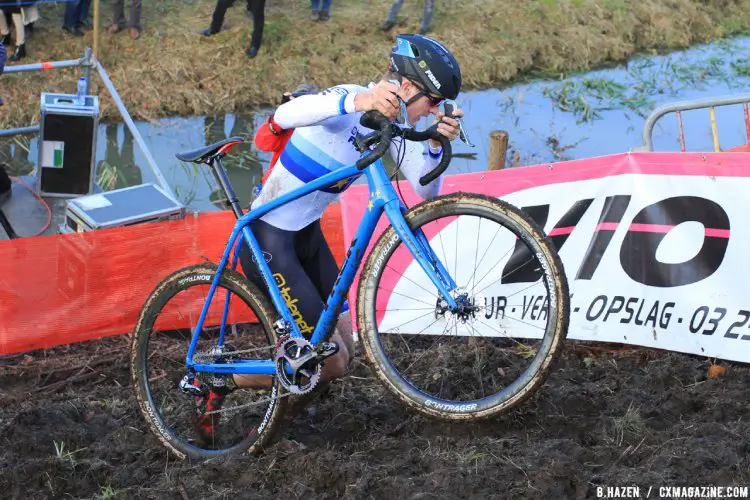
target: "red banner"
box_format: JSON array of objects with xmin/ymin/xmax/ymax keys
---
[{"xmin": 0, "ymin": 204, "xmax": 345, "ymax": 355}]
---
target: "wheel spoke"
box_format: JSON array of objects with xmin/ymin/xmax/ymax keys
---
[
  {"xmin": 365, "ymin": 197, "xmax": 568, "ymax": 415},
  {"xmin": 132, "ymin": 267, "xmax": 284, "ymax": 458}
]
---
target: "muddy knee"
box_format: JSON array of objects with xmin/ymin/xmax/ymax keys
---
[{"xmin": 335, "ymin": 312, "xmax": 355, "ymax": 359}]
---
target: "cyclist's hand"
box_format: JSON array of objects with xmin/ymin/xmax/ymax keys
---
[
  {"xmin": 354, "ymin": 81, "xmax": 400, "ymax": 121},
  {"xmin": 428, "ymin": 108, "xmax": 464, "ymax": 149}
]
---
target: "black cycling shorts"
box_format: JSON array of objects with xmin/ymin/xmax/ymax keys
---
[{"xmin": 238, "ymin": 218, "xmax": 339, "ymax": 339}]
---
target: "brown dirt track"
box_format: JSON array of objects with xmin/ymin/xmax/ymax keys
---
[{"xmin": 2, "ymin": 336, "xmax": 749, "ymax": 499}]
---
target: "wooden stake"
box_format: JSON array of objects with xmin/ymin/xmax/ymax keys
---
[{"xmin": 488, "ymin": 130, "xmax": 509, "ymax": 171}]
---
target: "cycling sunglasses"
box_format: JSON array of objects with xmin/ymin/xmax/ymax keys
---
[
  {"xmin": 415, "ymin": 85, "xmax": 445, "ymax": 106},
  {"xmin": 409, "ymin": 83, "xmax": 444, "ymax": 107}
]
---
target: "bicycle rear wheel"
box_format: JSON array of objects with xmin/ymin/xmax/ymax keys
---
[
  {"xmin": 131, "ymin": 264, "xmax": 287, "ymax": 459},
  {"xmin": 357, "ymin": 192, "xmax": 569, "ymax": 420}
]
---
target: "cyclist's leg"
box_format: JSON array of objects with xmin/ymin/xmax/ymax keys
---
[
  {"xmin": 238, "ymin": 219, "xmax": 344, "ymax": 382},
  {"xmin": 297, "ymin": 221, "xmax": 354, "ymax": 367}
]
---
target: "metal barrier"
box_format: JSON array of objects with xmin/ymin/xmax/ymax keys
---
[
  {"xmin": 0, "ymin": 48, "xmax": 175, "ymax": 198},
  {"xmin": 637, "ymin": 92, "xmax": 750, "ymax": 152}
]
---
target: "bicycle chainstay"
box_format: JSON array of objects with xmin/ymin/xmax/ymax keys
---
[{"xmin": 188, "ymin": 337, "xmax": 339, "ymax": 415}]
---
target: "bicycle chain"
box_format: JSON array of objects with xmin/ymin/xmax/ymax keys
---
[
  {"xmin": 192, "ymin": 343, "xmax": 292, "ymax": 416},
  {"xmin": 204, "ymin": 388, "xmax": 294, "ymax": 415},
  {"xmin": 192, "ymin": 344, "xmax": 275, "ymax": 363}
]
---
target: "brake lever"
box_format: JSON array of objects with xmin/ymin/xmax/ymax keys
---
[
  {"xmin": 444, "ymin": 100, "xmax": 474, "ymax": 147},
  {"xmin": 387, "ymin": 79, "xmax": 410, "ymax": 127}
]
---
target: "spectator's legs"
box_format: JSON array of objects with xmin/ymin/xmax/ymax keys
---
[
  {"xmin": 9, "ymin": 12, "xmax": 24, "ymax": 61},
  {"xmin": 78, "ymin": 0, "xmax": 92, "ymax": 28},
  {"xmin": 247, "ymin": 0, "xmax": 265, "ymax": 57},
  {"xmin": 0, "ymin": 10, "xmax": 10, "ymax": 47},
  {"xmin": 209, "ymin": 0, "xmax": 233, "ymax": 32},
  {"xmin": 21, "ymin": 6, "xmax": 39, "ymax": 31},
  {"xmin": 386, "ymin": 0, "xmax": 403, "ymax": 23},
  {"xmin": 0, "ymin": 10, "xmax": 9, "ymax": 41},
  {"xmin": 317, "ymin": 0, "xmax": 330, "ymax": 20},
  {"xmin": 381, "ymin": 0, "xmax": 403, "ymax": 30},
  {"xmin": 420, "ymin": 0, "xmax": 434, "ymax": 34},
  {"xmin": 111, "ymin": 0, "xmax": 126, "ymax": 30},
  {"xmin": 129, "ymin": 0, "xmax": 142, "ymax": 29},
  {"xmin": 63, "ymin": 0, "xmax": 83, "ymax": 33}
]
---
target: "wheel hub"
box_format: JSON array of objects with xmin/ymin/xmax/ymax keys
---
[{"xmin": 435, "ymin": 287, "xmax": 484, "ymax": 324}]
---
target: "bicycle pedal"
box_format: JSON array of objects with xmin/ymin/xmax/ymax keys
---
[{"xmin": 316, "ymin": 342, "xmax": 339, "ymax": 359}]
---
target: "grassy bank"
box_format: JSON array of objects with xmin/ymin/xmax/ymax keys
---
[{"xmin": 3, "ymin": 0, "xmax": 750, "ymax": 129}]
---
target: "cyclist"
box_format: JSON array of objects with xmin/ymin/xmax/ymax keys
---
[{"xmin": 195, "ymin": 33, "xmax": 465, "ymax": 444}]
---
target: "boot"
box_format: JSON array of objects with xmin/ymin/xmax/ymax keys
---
[
  {"xmin": 0, "ymin": 33, "xmax": 9, "ymax": 45},
  {"xmin": 200, "ymin": 27, "xmax": 220, "ymax": 37},
  {"xmin": 380, "ymin": 20, "xmax": 395, "ymax": 31},
  {"xmin": 9, "ymin": 44, "xmax": 25, "ymax": 62}
]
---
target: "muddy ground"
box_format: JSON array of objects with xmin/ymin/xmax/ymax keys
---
[{"xmin": 1, "ymin": 336, "xmax": 749, "ymax": 499}]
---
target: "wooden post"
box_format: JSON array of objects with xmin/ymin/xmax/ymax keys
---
[
  {"xmin": 488, "ymin": 130, "xmax": 509, "ymax": 170},
  {"xmin": 93, "ymin": 0, "xmax": 100, "ymax": 59}
]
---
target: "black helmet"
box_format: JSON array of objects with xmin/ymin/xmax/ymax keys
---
[{"xmin": 389, "ymin": 34, "xmax": 462, "ymax": 100}]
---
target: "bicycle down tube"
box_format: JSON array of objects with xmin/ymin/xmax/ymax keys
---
[{"xmin": 186, "ymin": 158, "xmax": 459, "ymax": 376}]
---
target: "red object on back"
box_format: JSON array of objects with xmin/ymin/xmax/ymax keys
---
[{"xmin": 254, "ymin": 120, "xmax": 293, "ymax": 184}]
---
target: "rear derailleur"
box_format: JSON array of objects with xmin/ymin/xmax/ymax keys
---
[{"xmin": 178, "ymin": 343, "xmax": 239, "ymax": 396}]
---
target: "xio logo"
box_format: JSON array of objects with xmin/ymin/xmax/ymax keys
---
[{"xmin": 503, "ymin": 195, "xmax": 730, "ymax": 288}]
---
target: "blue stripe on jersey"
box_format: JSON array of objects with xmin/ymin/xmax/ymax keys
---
[
  {"xmin": 338, "ymin": 94, "xmax": 347, "ymax": 115},
  {"xmin": 280, "ymin": 139, "xmax": 360, "ymax": 194},
  {"xmin": 292, "ymin": 132, "xmax": 346, "ymax": 171}
]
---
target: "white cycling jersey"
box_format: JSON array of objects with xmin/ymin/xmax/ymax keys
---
[{"xmin": 251, "ymin": 83, "xmax": 445, "ymax": 231}]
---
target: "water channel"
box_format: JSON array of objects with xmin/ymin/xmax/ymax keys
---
[{"xmin": 4, "ymin": 36, "xmax": 750, "ymax": 212}]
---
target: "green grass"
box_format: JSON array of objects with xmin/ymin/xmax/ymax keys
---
[{"xmin": 4, "ymin": 0, "xmax": 750, "ymax": 128}]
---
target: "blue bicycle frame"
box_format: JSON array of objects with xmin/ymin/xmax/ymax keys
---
[{"xmin": 185, "ymin": 158, "xmax": 459, "ymax": 376}]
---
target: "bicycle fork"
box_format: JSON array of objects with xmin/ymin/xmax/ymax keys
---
[{"xmin": 383, "ymin": 200, "xmax": 459, "ymax": 310}]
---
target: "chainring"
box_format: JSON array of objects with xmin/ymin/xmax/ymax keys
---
[{"xmin": 274, "ymin": 336, "xmax": 321, "ymax": 395}]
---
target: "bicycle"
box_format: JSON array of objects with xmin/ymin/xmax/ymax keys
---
[{"xmin": 130, "ymin": 110, "xmax": 570, "ymax": 460}]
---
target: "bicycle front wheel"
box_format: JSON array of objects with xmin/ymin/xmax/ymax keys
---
[{"xmin": 357, "ymin": 192, "xmax": 569, "ymax": 420}]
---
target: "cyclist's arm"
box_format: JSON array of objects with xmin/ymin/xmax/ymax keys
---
[
  {"xmin": 389, "ymin": 136, "xmax": 444, "ymax": 199},
  {"xmin": 274, "ymin": 85, "xmax": 360, "ymax": 129}
]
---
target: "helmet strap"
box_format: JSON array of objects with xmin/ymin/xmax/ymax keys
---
[{"xmin": 404, "ymin": 92, "xmax": 424, "ymax": 108}]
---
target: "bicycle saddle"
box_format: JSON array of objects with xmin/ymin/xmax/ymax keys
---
[{"xmin": 175, "ymin": 136, "xmax": 244, "ymax": 163}]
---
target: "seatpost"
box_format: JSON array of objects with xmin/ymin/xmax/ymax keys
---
[{"xmin": 210, "ymin": 155, "xmax": 244, "ymax": 218}]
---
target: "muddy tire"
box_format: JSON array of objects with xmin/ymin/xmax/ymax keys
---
[
  {"xmin": 357, "ymin": 192, "xmax": 569, "ymax": 420},
  {"xmin": 131, "ymin": 264, "xmax": 287, "ymax": 459}
]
